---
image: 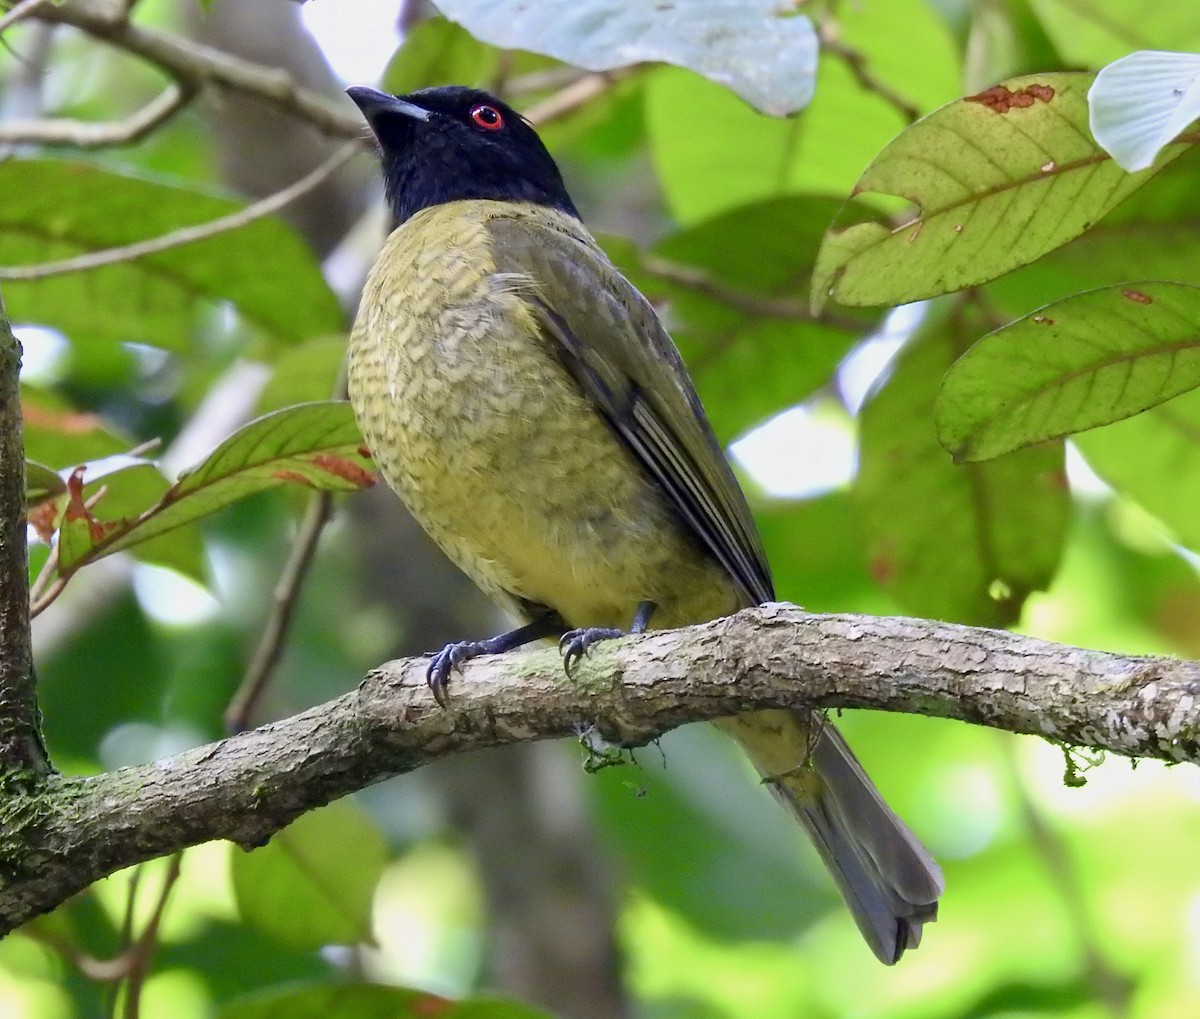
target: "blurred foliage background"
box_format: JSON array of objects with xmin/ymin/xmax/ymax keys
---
[{"xmin": 2, "ymin": 0, "xmax": 1200, "ymax": 1017}]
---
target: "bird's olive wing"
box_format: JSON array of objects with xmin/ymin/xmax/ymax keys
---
[{"xmin": 487, "ymin": 212, "xmax": 773, "ymax": 606}]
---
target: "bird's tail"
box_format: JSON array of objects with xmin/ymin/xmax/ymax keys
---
[{"xmin": 718, "ymin": 709, "xmax": 944, "ymax": 964}]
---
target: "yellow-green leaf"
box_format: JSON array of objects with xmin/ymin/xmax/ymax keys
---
[
  {"xmin": 938, "ymin": 282, "xmax": 1200, "ymax": 461},
  {"xmin": 856, "ymin": 303, "xmax": 1069, "ymax": 626},
  {"xmin": 25, "ymin": 461, "xmax": 65, "ymax": 507},
  {"xmin": 55, "ymin": 402, "xmax": 373, "ymax": 575},
  {"xmin": 812, "ymin": 73, "xmax": 1186, "ymax": 310},
  {"xmin": 232, "ymin": 800, "xmax": 388, "ymax": 951},
  {"xmin": 1075, "ymin": 386, "xmax": 1200, "ymax": 552},
  {"xmin": 0, "ymin": 160, "xmax": 344, "ymax": 350}
]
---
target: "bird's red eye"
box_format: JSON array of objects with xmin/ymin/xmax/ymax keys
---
[{"xmin": 470, "ymin": 104, "xmax": 504, "ymax": 131}]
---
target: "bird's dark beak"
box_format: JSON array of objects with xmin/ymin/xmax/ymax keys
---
[{"xmin": 345, "ymin": 86, "xmax": 430, "ymax": 124}]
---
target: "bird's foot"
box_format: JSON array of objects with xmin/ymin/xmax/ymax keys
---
[
  {"xmin": 559, "ymin": 627, "xmax": 624, "ymax": 673},
  {"xmin": 426, "ymin": 641, "xmax": 492, "ymax": 707},
  {"xmin": 426, "ymin": 610, "xmax": 566, "ymax": 707},
  {"xmin": 559, "ymin": 601, "xmax": 658, "ymax": 674}
]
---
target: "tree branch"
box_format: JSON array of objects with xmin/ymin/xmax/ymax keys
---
[
  {"xmin": 1, "ymin": 604, "xmax": 1197, "ymax": 934},
  {"xmin": 0, "ymin": 82, "xmax": 197, "ymax": 147},
  {"xmin": 0, "ymin": 290, "xmax": 47, "ymax": 785},
  {"xmin": 28, "ymin": 0, "xmax": 361, "ymax": 138},
  {"xmin": 0, "ymin": 0, "xmax": 55, "ymax": 34}
]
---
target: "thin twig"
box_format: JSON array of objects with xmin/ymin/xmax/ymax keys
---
[
  {"xmin": 224, "ymin": 362, "xmax": 348, "ymax": 733},
  {"xmin": 27, "ymin": 542, "xmax": 58, "ymax": 604},
  {"xmin": 523, "ymin": 68, "xmax": 639, "ymax": 126},
  {"xmin": 1000, "ymin": 739, "xmax": 1133, "ymax": 1017},
  {"xmin": 504, "ymin": 66, "xmax": 595, "ymax": 97},
  {"xmin": 30, "ymin": 575, "xmax": 67, "ymax": 618},
  {"xmin": 224, "ymin": 490, "xmax": 335, "ymax": 734},
  {"xmin": 818, "ymin": 20, "xmax": 921, "ymax": 124},
  {"xmin": 0, "ymin": 0, "xmax": 53, "ymax": 34},
  {"xmin": 0, "ymin": 82, "xmax": 197, "ymax": 147},
  {"xmin": 120, "ymin": 852, "xmax": 184, "ymax": 1019},
  {"xmin": 638, "ymin": 253, "xmax": 871, "ymax": 332},
  {"xmin": 0, "ymin": 140, "xmax": 360, "ymax": 281},
  {"xmin": 30, "ymin": 1, "xmax": 361, "ymax": 139}
]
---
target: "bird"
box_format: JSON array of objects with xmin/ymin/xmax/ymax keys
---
[{"xmin": 345, "ymin": 82, "xmax": 944, "ymax": 964}]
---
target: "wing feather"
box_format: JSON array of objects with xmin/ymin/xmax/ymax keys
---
[{"xmin": 487, "ymin": 209, "xmax": 773, "ymax": 607}]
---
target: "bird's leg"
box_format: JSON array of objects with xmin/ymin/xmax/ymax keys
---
[
  {"xmin": 427, "ymin": 609, "xmax": 565, "ymax": 706},
  {"xmin": 560, "ymin": 600, "xmax": 656, "ymax": 673}
]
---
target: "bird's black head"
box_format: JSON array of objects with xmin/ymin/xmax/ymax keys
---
[{"xmin": 346, "ymin": 85, "xmax": 581, "ymax": 227}]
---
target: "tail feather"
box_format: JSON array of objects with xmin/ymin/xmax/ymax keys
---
[{"xmin": 718, "ymin": 709, "xmax": 943, "ymax": 965}]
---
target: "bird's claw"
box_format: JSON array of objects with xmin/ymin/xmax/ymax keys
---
[
  {"xmin": 426, "ymin": 640, "xmax": 482, "ymax": 707},
  {"xmin": 559, "ymin": 626, "xmax": 623, "ymax": 673}
]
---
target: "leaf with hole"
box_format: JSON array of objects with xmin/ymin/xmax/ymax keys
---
[
  {"xmin": 938, "ymin": 282, "xmax": 1200, "ymax": 462},
  {"xmin": 812, "ymin": 73, "xmax": 1187, "ymax": 310}
]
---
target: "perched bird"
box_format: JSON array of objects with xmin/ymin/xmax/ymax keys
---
[{"xmin": 346, "ymin": 83, "xmax": 944, "ymax": 963}]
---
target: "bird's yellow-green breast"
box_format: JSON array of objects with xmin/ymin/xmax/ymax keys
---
[{"xmin": 348, "ymin": 200, "xmax": 739, "ymax": 629}]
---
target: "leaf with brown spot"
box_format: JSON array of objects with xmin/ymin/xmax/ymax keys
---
[
  {"xmin": 937, "ymin": 282, "xmax": 1200, "ymax": 461},
  {"xmin": 966, "ymin": 83, "xmax": 1056, "ymax": 113},
  {"xmin": 57, "ymin": 467, "xmax": 117, "ymax": 570},
  {"xmin": 311, "ymin": 453, "xmax": 377, "ymax": 489},
  {"xmin": 812, "ymin": 72, "xmax": 1186, "ymax": 309},
  {"xmin": 51, "ymin": 402, "xmax": 369, "ymax": 579}
]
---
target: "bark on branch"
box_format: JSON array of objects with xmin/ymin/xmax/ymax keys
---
[
  {"xmin": 0, "ymin": 292, "xmax": 46, "ymax": 786},
  {"xmin": 2, "ymin": 603, "xmax": 1197, "ymax": 935}
]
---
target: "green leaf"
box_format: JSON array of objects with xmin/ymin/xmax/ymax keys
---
[
  {"xmin": 605, "ymin": 197, "xmax": 877, "ymax": 441},
  {"xmin": 0, "ymin": 160, "xmax": 344, "ymax": 350},
  {"xmin": 985, "ymin": 151, "xmax": 1200, "ymax": 312},
  {"xmin": 587, "ymin": 725, "xmax": 830, "ymax": 940},
  {"xmin": 25, "ymin": 461, "xmax": 65, "ymax": 507},
  {"xmin": 217, "ymin": 984, "xmax": 556, "ymax": 1019},
  {"xmin": 756, "ymin": 493, "xmax": 883, "ymax": 614},
  {"xmin": 812, "ymin": 73, "xmax": 1187, "ymax": 309},
  {"xmin": 647, "ymin": 63, "xmax": 906, "ymax": 225},
  {"xmin": 856, "ymin": 303, "xmax": 1069, "ymax": 625},
  {"xmin": 433, "ymin": 0, "xmax": 817, "ymax": 115},
  {"xmin": 382, "ymin": 17, "xmax": 499, "ymax": 94},
  {"xmin": 256, "ymin": 337, "xmax": 346, "ymax": 413},
  {"xmin": 1029, "ymin": 0, "xmax": 1200, "ymax": 67},
  {"xmin": 1075, "ymin": 386, "xmax": 1200, "ymax": 551},
  {"xmin": 21, "ymin": 385, "xmax": 131, "ymax": 467},
  {"xmin": 938, "ymin": 282, "xmax": 1200, "ymax": 461},
  {"xmin": 55, "ymin": 402, "xmax": 374, "ymax": 575},
  {"xmin": 232, "ymin": 800, "xmax": 388, "ymax": 951},
  {"xmin": 76, "ymin": 462, "xmax": 207, "ymax": 581}
]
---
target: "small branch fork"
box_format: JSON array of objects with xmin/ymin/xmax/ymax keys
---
[{"xmin": 2, "ymin": 604, "xmax": 1198, "ymax": 935}]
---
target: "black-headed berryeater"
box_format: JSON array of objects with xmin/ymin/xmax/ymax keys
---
[{"xmin": 346, "ymin": 84, "xmax": 944, "ymax": 964}]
